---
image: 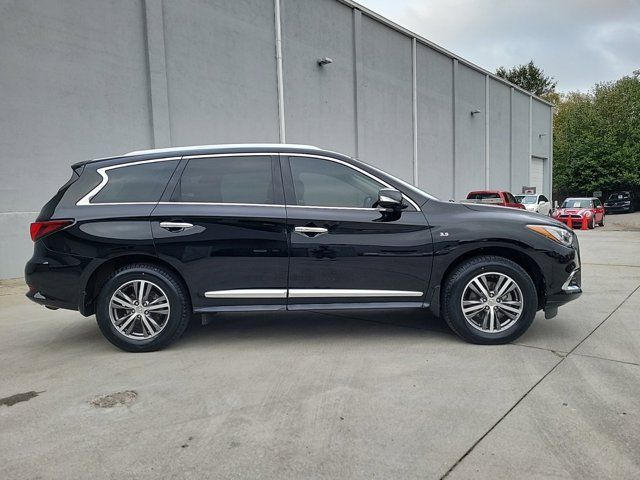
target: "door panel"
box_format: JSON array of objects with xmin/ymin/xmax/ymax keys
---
[
  {"xmin": 152, "ymin": 204, "xmax": 288, "ymax": 311},
  {"xmin": 282, "ymin": 155, "xmax": 432, "ymax": 309},
  {"xmin": 286, "ymin": 207, "xmax": 432, "ymax": 308},
  {"xmin": 151, "ymin": 154, "xmax": 288, "ymax": 312}
]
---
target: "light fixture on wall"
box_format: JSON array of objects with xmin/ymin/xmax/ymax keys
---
[
  {"xmin": 318, "ymin": 57, "xmax": 333, "ymax": 66},
  {"xmin": 539, "ymin": 133, "xmax": 548, "ymax": 138},
  {"xmin": 470, "ymin": 109, "xmax": 481, "ymax": 116}
]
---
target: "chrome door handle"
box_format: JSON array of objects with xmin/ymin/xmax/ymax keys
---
[
  {"xmin": 160, "ymin": 221, "xmax": 194, "ymax": 232},
  {"xmin": 294, "ymin": 226, "xmax": 328, "ymax": 237}
]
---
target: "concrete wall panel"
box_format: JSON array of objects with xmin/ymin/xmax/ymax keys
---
[
  {"xmin": 454, "ymin": 65, "xmax": 486, "ymax": 199},
  {"xmin": 281, "ymin": 0, "xmax": 356, "ymax": 156},
  {"xmin": 0, "ymin": 0, "xmax": 151, "ymax": 214},
  {"xmin": 162, "ymin": 0, "xmax": 279, "ymax": 145},
  {"xmin": 511, "ymin": 90, "xmax": 531, "ymax": 194},
  {"xmin": 416, "ymin": 46, "xmax": 454, "ymax": 200},
  {"xmin": 488, "ymin": 79, "xmax": 511, "ymax": 190},
  {"xmin": 359, "ymin": 16, "xmax": 413, "ymax": 181}
]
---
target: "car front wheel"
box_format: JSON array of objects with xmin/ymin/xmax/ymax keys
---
[
  {"xmin": 96, "ymin": 264, "xmax": 191, "ymax": 352},
  {"xmin": 441, "ymin": 255, "xmax": 537, "ymax": 345}
]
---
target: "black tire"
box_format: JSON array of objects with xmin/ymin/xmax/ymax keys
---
[
  {"xmin": 588, "ymin": 216, "xmax": 595, "ymax": 229},
  {"xmin": 441, "ymin": 255, "xmax": 538, "ymax": 345},
  {"xmin": 95, "ymin": 263, "xmax": 191, "ymax": 352},
  {"xmin": 598, "ymin": 215, "xmax": 605, "ymax": 227}
]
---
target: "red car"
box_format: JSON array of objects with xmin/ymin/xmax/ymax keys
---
[
  {"xmin": 461, "ymin": 190, "xmax": 526, "ymax": 210},
  {"xmin": 552, "ymin": 197, "xmax": 605, "ymax": 229}
]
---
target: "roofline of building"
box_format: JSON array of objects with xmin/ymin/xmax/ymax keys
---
[{"xmin": 338, "ymin": 0, "xmax": 555, "ymax": 108}]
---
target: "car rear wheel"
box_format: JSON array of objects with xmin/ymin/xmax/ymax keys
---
[
  {"xmin": 96, "ymin": 264, "xmax": 191, "ymax": 352},
  {"xmin": 441, "ymin": 255, "xmax": 537, "ymax": 345}
]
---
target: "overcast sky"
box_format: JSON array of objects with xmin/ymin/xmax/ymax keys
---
[{"xmin": 357, "ymin": 0, "xmax": 640, "ymax": 93}]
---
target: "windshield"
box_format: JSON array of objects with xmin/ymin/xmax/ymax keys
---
[
  {"xmin": 520, "ymin": 195, "xmax": 537, "ymax": 204},
  {"xmin": 608, "ymin": 193, "xmax": 630, "ymax": 200},
  {"xmin": 562, "ymin": 199, "xmax": 593, "ymax": 208}
]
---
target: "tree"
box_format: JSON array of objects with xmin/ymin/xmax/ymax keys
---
[
  {"xmin": 553, "ymin": 76, "xmax": 640, "ymax": 197},
  {"xmin": 496, "ymin": 60, "xmax": 557, "ymax": 98}
]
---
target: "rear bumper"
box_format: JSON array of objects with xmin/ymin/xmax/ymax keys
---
[{"xmin": 24, "ymin": 243, "xmax": 91, "ymax": 312}]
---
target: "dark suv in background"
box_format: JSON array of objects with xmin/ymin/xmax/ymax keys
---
[
  {"xmin": 604, "ymin": 191, "xmax": 636, "ymax": 213},
  {"xmin": 26, "ymin": 144, "xmax": 582, "ymax": 351}
]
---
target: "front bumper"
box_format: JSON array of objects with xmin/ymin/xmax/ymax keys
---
[{"xmin": 604, "ymin": 205, "xmax": 632, "ymax": 213}]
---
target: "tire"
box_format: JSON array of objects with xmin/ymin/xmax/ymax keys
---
[
  {"xmin": 588, "ymin": 217, "xmax": 595, "ymax": 229},
  {"xmin": 95, "ymin": 263, "xmax": 191, "ymax": 352},
  {"xmin": 441, "ymin": 255, "xmax": 537, "ymax": 345},
  {"xmin": 598, "ymin": 215, "xmax": 605, "ymax": 227}
]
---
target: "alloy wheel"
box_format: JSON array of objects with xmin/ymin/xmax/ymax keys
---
[
  {"xmin": 108, "ymin": 279, "xmax": 170, "ymax": 339},
  {"xmin": 460, "ymin": 272, "xmax": 524, "ymax": 333}
]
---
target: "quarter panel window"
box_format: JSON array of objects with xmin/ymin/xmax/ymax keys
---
[
  {"xmin": 289, "ymin": 157, "xmax": 383, "ymax": 208},
  {"xmin": 173, "ymin": 156, "xmax": 275, "ymax": 204},
  {"xmin": 91, "ymin": 160, "xmax": 179, "ymax": 203}
]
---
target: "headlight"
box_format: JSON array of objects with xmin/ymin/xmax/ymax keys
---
[
  {"xmin": 527, "ymin": 225, "xmax": 574, "ymax": 247},
  {"xmin": 585, "ymin": 211, "xmax": 592, "ymax": 217}
]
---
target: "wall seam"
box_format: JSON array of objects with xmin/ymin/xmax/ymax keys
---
[
  {"xmin": 143, "ymin": 0, "xmax": 171, "ymax": 148},
  {"xmin": 509, "ymin": 87, "xmax": 514, "ymax": 192},
  {"xmin": 412, "ymin": 37, "xmax": 418, "ymax": 185},
  {"xmin": 485, "ymin": 75, "xmax": 490, "ymax": 189},
  {"xmin": 452, "ymin": 58, "xmax": 458, "ymax": 200},
  {"xmin": 353, "ymin": 9, "xmax": 363, "ymax": 157},
  {"xmin": 274, "ymin": 0, "xmax": 286, "ymax": 143}
]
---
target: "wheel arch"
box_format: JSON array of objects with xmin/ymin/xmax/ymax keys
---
[
  {"xmin": 430, "ymin": 245, "xmax": 545, "ymax": 316},
  {"xmin": 79, "ymin": 254, "xmax": 192, "ymax": 316}
]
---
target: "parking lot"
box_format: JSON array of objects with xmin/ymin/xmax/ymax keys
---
[{"xmin": 1, "ymin": 219, "xmax": 639, "ymax": 479}]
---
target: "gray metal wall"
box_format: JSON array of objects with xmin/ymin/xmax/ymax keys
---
[{"xmin": 0, "ymin": 0, "xmax": 552, "ymax": 279}]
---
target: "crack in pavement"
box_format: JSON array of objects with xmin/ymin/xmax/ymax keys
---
[{"xmin": 440, "ymin": 281, "xmax": 640, "ymax": 479}]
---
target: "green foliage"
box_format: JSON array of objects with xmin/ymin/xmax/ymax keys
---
[
  {"xmin": 496, "ymin": 61, "xmax": 557, "ymax": 96},
  {"xmin": 553, "ymin": 76, "xmax": 640, "ymax": 195}
]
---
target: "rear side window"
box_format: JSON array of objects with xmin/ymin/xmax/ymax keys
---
[
  {"xmin": 468, "ymin": 193, "xmax": 500, "ymax": 200},
  {"xmin": 91, "ymin": 160, "xmax": 178, "ymax": 204},
  {"xmin": 172, "ymin": 156, "xmax": 275, "ymax": 204}
]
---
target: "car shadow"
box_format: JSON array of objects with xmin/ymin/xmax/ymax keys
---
[{"xmin": 177, "ymin": 308, "xmax": 455, "ymax": 348}]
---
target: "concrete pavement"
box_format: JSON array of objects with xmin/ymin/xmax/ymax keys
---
[{"xmin": 1, "ymin": 228, "xmax": 639, "ymax": 479}]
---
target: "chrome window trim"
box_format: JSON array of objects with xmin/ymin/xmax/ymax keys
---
[
  {"xmin": 158, "ymin": 202, "xmax": 285, "ymax": 208},
  {"xmin": 76, "ymin": 157, "xmax": 182, "ymax": 206},
  {"xmin": 76, "ymin": 151, "xmax": 422, "ymax": 211},
  {"xmin": 285, "ymin": 153, "xmax": 422, "ymax": 211}
]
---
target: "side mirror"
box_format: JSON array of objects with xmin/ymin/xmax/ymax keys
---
[{"xmin": 377, "ymin": 188, "xmax": 406, "ymax": 210}]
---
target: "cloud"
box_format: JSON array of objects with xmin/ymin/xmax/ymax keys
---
[{"xmin": 358, "ymin": 0, "xmax": 640, "ymax": 92}]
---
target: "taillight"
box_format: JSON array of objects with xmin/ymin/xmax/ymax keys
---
[{"xmin": 30, "ymin": 219, "xmax": 74, "ymax": 242}]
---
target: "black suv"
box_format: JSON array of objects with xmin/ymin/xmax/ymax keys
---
[
  {"xmin": 604, "ymin": 191, "xmax": 636, "ymax": 213},
  {"xmin": 26, "ymin": 144, "xmax": 581, "ymax": 351}
]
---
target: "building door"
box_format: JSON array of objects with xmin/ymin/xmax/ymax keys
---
[{"xmin": 531, "ymin": 157, "xmax": 545, "ymax": 194}]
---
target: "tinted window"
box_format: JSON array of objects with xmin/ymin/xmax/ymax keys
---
[
  {"xmin": 505, "ymin": 193, "xmax": 517, "ymax": 204},
  {"xmin": 540, "ymin": 195, "xmax": 549, "ymax": 202},
  {"xmin": 468, "ymin": 192, "xmax": 500, "ymax": 200},
  {"xmin": 92, "ymin": 160, "xmax": 178, "ymax": 203},
  {"xmin": 173, "ymin": 156, "xmax": 275, "ymax": 204},
  {"xmin": 289, "ymin": 157, "xmax": 383, "ymax": 208},
  {"xmin": 594, "ymin": 198, "xmax": 601, "ymax": 207}
]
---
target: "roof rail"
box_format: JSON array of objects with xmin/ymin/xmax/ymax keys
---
[{"xmin": 124, "ymin": 143, "xmax": 321, "ymax": 157}]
